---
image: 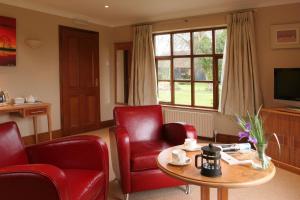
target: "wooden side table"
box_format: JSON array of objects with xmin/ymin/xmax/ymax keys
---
[
  {"xmin": 0, "ymin": 102, "xmax": 52, "ymax": 143},
  {"xmin": 157, "ymin": 145, "xmax": 276, "ymax": 200}
]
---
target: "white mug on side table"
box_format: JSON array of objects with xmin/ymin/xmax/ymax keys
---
[
  {"xmin": 183, "ymin": 138, "xmax": 201, "ymax": 151},
  {"xmin": 172, "ymin": 149, "xmax": 187, "ymax": 164},
  {"xmin": 25, "ymin": 95, "xmax": 37, "ymax": 103},
  {"xmin": 184, "ymin": 138, "xmax": 197, "ymax": 149}
]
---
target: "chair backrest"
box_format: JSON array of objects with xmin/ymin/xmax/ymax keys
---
[
  {"xmin": 0, "ymin": 122, "xmax": 28, "ymax": 167},
  {"xmin": 114, "ymin": 105, "xmax": 163, "ymax": 142}
]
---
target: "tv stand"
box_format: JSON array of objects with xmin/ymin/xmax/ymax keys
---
[
  {"xmin": 287, "ymin": 106, "xmax": 300, "ymax": 111},
  {"xmin": 261, "ymin": 108, "xmax": 300, "ymax": 174},
  {"xmin": 272, "ymin": 107, "xmax": 300, "ymax": 115}
]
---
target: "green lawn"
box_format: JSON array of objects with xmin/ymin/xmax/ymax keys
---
[{"xmin": 158, "ymin": 82, "xmax": 220, "ymax": 107}]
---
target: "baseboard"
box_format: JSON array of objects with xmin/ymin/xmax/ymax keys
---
[
  {"xmin": 100, "ymin": 120, "xmax": 114, "ymax": 128},
  {"xmin": 22, "ymin": 120, "xmax": 115, "ymax": 146},
  {"xmin": 272, "ymin": 160, "xmax": 300, "ymax": 175},
  {"xmin": 215, "ymin": 133, "xmax": 300, "ymax": 175},
  {"xmin": 198, "ymin": 136, "xmax": 214, "ymax": 142},
  {"xmin": 22, "ymin": 130, "xmax": 63, "ymax": 146},
  {"xmin": 215, "ymin": 133, "xmax": 248, "ymax": 143}
]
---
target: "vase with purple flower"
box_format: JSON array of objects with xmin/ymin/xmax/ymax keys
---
[{"xmin": 236, "ymin": 106, "xmax": 280, "ymax": 170}]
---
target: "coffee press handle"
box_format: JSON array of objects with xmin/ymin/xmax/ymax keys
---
[{"xmin": 195, "ymin": 154, "xmax": 202, "ymax": 169}]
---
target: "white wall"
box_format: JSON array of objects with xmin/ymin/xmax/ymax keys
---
[{"xmin": 0, "ymin": 3, "xmax": 115, "ymax": 136}]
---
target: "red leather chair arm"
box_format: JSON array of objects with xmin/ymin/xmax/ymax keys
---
[
  {"xmin": 0, "ymin": 164, "xmax": 69, "ymax": 200},
  {"xmin": 26, "ymin": 135, "xmax": 109, "ymax": 172},
  {"xmin": 163, "ymin": 122, "xmax": 197, "ymax": 145},
  {"xmin": 114, "ymin": 126, "xmax": 131, "ymax": 194}
]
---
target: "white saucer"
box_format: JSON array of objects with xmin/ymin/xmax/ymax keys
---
[
  {"xmin": 181, "ymin": 144, "xmax": 202, "ymax": 152},
  {"xmin": 168, "ymin": 157, "xmax": 191, "ymax": 166}
]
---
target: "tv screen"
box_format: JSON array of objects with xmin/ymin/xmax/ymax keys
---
[{"xmin": 274, "ymin": 68, "xmax": 300, "ymax": 101}]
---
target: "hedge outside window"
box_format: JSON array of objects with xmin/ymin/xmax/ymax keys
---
[{"xmin": 154, "ymin": 27, "xmax": 227, "ymax": 109}]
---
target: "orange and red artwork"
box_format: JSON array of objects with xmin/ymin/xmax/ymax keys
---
[{"xmin": 0, "ymin": 16, "xmax": 16, "ymax": 66}]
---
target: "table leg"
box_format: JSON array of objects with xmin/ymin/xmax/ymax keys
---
[
  {"xmin": 200, "ymin": 186, "xmax": 210, "ymax": 200},
  {"xmin": 217, "ymin": 188, "xmax": 228, "ymax": 200},
  {"xmin": 47, "ymin": 106, "xmax": 53, "ymax": 140},
  {"xmin": 33, "ymin": 116, "xmax": 38, "ymax": 143}
]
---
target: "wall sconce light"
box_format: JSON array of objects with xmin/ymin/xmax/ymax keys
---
[{"xmin": 24, "ymin": 39, "xmax": 43, "ymax": 49}]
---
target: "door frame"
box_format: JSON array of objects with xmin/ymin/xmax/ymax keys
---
[{"xmin": 59, "ymin": 25, "xmax": 101, "ymax": 135}]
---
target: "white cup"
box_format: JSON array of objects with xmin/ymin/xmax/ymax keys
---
[
  {"xmin": 172, "ymin": 149, "xmax": 187, "ymax": 164},
  {"xmin": 184, "ymin": 138, "xmax": 197, "ymax": 149},
  {"xmin": 25, "ymin": 95, "xmax": 36, "ymax": 103}
]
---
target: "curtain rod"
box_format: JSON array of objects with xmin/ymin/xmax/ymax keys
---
[
  {"xmin": 230, "ymin": 8, "xmax": 258, "ymax": 14},
  {"xmin": 133, "ymin": 22, "xmax": 153, "ymax": 27},
  {"xmin": 133, "ymin": 8, "xmax": 258, "ymax": 27}
]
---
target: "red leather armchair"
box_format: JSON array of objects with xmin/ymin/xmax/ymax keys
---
[
  {"xmin": 0, "ymin": 121, "xmax": 109, "ymax": 200},
  {"xmin": 110, "ymin": 105, "xmax": 197, "ymax": 199}
]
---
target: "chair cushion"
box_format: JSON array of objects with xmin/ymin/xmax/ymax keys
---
[
  {"xmin": 63, "ymin": 169, "xmax": 104, "ymax": 200},
  {"xmin": 130, "ymin": 140, "xmax": 171, "ymax": 172}
]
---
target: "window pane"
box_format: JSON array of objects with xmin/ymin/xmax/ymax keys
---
[
  {"xmin": 193, "ymin": 31, "xmax": 212, "ymax": 54},
  {"xmin": 174, "ymin": 58, "xmax": 191, "ymax": 80},
  {"xmin": 157, "ymin": 60, "xmax": 171, "ymax": 80},
  {"xmin": 173, "ymin": 33, "xmax": 190, "ymax": 55},
  {"xmin": 195, "ymin": 83, "xmax": 213, "ymax": 107},
  {"xmin": 194, "ymin": 57, "xmax": 213, "ymax": 81},
  {"xmin": 155, "ymin": 34, "xmax": 170, "ymax": 56},
  {"xmin": 218, "ymin": 58, "xmax": 223, "ymax": 82},
  {"xmin": 174, "ymin": 82, "xmax": 191, "ymax": 105},
  {"xmin": 215, "ymin": 29, "xmax": 227, "ymax": 54},
  {"xmin": 158, "ymin": 81, "xmax": 171, "ymax": 102}
]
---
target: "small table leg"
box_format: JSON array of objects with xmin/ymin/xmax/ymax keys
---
[
  {"xmin": 33, "ymin": 116, "xmax": 38, "ymax": 143},
  {"xmin": 217, "ymin": 188, "xmax": 228, "ymax": 200},
  {"xmin": 200, "ymin": 186, "xmax": 210, "ymax": 200},
  {"xmin": 47, "ymin": 106, "xmax": 53, "ymax": 140}
]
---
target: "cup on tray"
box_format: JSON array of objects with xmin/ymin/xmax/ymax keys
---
[
  {"xmin": 172, "ymin": 149, "xmax": 188, "ymax": 164},
  {"xmin": 184, "ymin": 138, "xmax": 197, "ymax": 149},
  {"xmin": 25, "ymin": 95, "xmax": 37, "ymax": 103}
]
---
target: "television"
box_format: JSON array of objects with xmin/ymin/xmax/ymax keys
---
[{"xmin": 274, "ymin": 68, "xmax": 300, "ymax": 101}]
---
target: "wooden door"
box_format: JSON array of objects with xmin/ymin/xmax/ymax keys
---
[{"xmin": 59, "ymin": 26, "xmax": 100, "ymax": 135}]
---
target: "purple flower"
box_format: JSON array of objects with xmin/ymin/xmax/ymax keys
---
[
  {"xmin": 238, "ymin": 131, "xmax": 249, "ymax": 140},
  {"xmin": 248, "ymin": 136, "xmax": 258, "ymax": 144},
  {"xmin": 245, "ymin": 123, "xmax": 251, "ymax": 132}
]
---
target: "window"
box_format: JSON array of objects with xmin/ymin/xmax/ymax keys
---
[{"xmin": 154, "ymin": 27, "xmax": 227, "ymax": 109}]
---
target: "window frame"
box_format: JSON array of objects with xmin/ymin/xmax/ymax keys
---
[{"xmin": 154, "ymin": 26, "xmax": 226, "ymax": 110}]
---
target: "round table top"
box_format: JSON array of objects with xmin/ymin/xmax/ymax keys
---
[{"xmin": 157, "ymin": 144, "xmax": 276, "ymax": 188}]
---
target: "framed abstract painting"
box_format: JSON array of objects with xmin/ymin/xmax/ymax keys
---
[
  {"xmin": 0, "ymin": 16, "xmax": 16, "ymax": 66},
  {"xmin": 271, "ymin": 23, "xmax": 300, "ymax": 49}
]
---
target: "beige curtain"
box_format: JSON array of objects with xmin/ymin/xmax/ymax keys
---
[
  {"xmin": 220, "ymin": 11, "xmax": 262, "ymax": 116},
  {"xmin": 128, "ymin": 24, "xmax": 158, "ymax": 105}
]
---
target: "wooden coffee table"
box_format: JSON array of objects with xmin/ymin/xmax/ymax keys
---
[{"xmin": 157, "ymin": 145, "xmax": 276, "ymax": 200}]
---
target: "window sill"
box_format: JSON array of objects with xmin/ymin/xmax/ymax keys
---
[{"xmin": 161, "ymin": 104, "xmax": 219, "ymax": 113}]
